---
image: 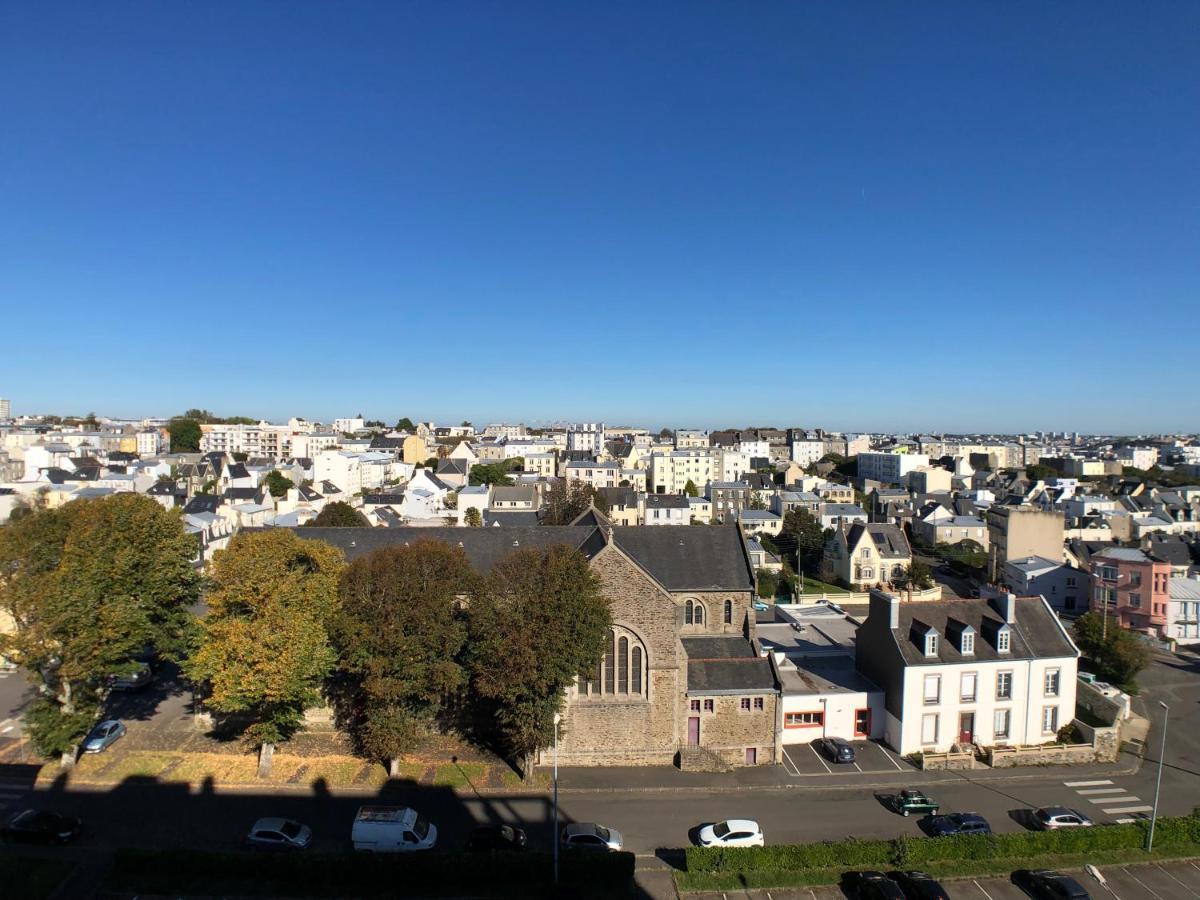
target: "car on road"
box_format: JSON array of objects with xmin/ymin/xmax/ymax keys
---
[
  {"xmin": 752, "ymin": 600, "xmax": 770, "ymax": 612},
  {"xmin": 924, "ymin": 812, "xmax": 991, "ymax": 836},
  {"xmin": 466, "ymin": 824, "xmax": 527, "ymax": 852},
  {"xmin": 886, "ymin": 870, "xmax": 950, "ymax": 900},
  {"xmin": 1, "ymin": 809, "xmax": 82, "ymax": 845},
  {"xmin": 82, "ymin": 719, "xmax": 126, "ymax": 753},
  {"xmin": 814, "ymin": 736, "xmax": 856, "ymax": 764},
  {"xmin": 351, "ymin": 806, "xmax": 437, "ymax": 852},
  {"xmin": 1012, "ymin": 869, "xmax": 1092, "ymax": 899},
  {"xmin": 246, "ymin": 817, "xmax": 311, "ymax": 850},
  {"xmin": 842, "ymin": 871, "xmax": 906, "ymax": 900},
  {"xmin": 108, "ymin": 663, "xmax": 154, "ymax": 692},
  {"xmin": 1032, "ymin": 807, "xmax": 1093, "ymax": 830},
  {"xmin": 696, "ymin": 819, "xmax": 765, "ymax": 848},
  {"xmin": 560, "ymin": 822, "xmax": 623, "ymax": 852},
  {"xmin": 889, "ymin": 789, "xmax": 940, "ymax": 817}
]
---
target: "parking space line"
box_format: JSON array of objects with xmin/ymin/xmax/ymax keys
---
[
  {"xmin": 852, "ymin": 761, "xmax": 863, "ymax": 773},
  {"xmin": 781, "ymin": 748, "xmax": 800, "ymax": 777},
  {"xmin": 1121, "ymin": 866, "xmax": 1166, "ymax": 900},
  {"xmin": 1066, "ymin": 779, "xmax": 1113, "ymax": 786},
  {"xmin": 972, "ymin": 879, "xmax": 996, "ymax": 900},
  {"xmin": 878, "ymin": 744, "xmax": 903, "ymax": 771},
  {"xmin": 1155, "ymin": 864, "xmax": 1198, "ymax": 895},
  {"xmin": 808, "ymin": 743, "xmax": 832, "ymax": 774}
]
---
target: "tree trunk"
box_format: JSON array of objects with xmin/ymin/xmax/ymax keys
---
[
  {"xmin": 522, "ymin": 750, "xmax": 534, "ymax": 782},
  {"xmin": 388, "ymin": 757, "xmax": 401, "ymax": 778},
  {"xmin": 60, "ymin": 746, "xmax": 77, "ymax": 770},
  {"xmin": 257, "ymin": 742, "xmax": 274, "ymax": 778},
  {"xmin": 60, "ymin": 680, "xmax": 75, "ymax": 716}
]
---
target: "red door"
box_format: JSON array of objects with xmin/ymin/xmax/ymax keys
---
[
  {"xmin": 688, "ymin": 717, "xmax": 700, "ymax": 746},
  {"xmin": 958, "ymin": 712, "xmax": 975, "ymax": 745},
  {"xmin": 854, "ymin": 708, "xmax": 871, "ymax": 738}
]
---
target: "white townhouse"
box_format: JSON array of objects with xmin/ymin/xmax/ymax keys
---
[
  {"xmin": 649, "ymin": 449, "xmax": 716, "ymax": 496},
  {"xmin": 855, "ymin": 590, "xmax": 1078, "ymax": 756},
  {"xmin": 642, "ymin": 494, "xmax": 689, "ymax": 526},
  {"xmin": 790, "ymin": 440, "xmax": 825, "ymax": 467},
  {"xmin": 857, "ymin": 452, "xmax": 930, "ymax": 485},
  {"xmin": 565, "ymin": 460, "xmax": 623, "ymax": 489}
]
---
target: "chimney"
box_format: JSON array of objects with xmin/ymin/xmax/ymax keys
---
[
  {"xmin": 870, "ymin": 588, "xmax": 899, "ymax": 630},
  {"xmin": 988, "ymin": 591, "xmax": 1017, "ymax": 624}
]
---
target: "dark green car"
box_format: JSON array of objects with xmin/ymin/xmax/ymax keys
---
[{"xmin": 891, "ymin": 789, "xmax": 939, "ymax": 817}]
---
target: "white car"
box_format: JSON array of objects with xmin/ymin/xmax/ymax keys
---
[
  {"xmin": 246, "ymin": 817, "xmax": 312, "ymax": 850},
  {"xmin": 697, "ymin": 819, "xmax": 765, "ymax": 848}
]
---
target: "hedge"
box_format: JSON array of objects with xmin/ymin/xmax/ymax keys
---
[
  {"xmin": 105, "ymin": 847, "xmax": 635, "ymax": 898},
  {"xmin": 684, "ymin": 811, "xmax": 1200, "ymax": 875}
]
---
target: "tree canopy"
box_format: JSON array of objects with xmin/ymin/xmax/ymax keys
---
[
  {"xmin": 168, "ymin": 417, "xmax": 203, "ymax": 453},
  {"xmin": 466, "ymin": 545, "xmax": 610, "ymax": 775},
  {"xmin": 468, "ymin": 458, "xmax": 523, "ymax": 487},
  {"xmin": 264, "ymin": 471, "xmax": 295, "ymax": 499},
  {"xmin": 332, "ymin": 540, "xmax": 472, "ymax": 769},
  {"xmin": 306, "ymin": 502, "xmax": 370, "ymax": 527},
  {"xmin": 394, "ymin": 417, "xmax": 415, "ymax": 432},
  {"xmin": 776, "ymin": 508, "xmax": 828, "ymax": 576},
  {"xmin": 1072, "ymin": 611, "xmax": 1152, "ymax": 689},
  {"xmin": 186, "ymin": 530, "xmax": 344, "ymax": 751},
  {"xmin": 541, "ymin": 480, "xmax": 608, "ymax": 525}
]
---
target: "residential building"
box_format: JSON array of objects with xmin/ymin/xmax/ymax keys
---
[
  {"xmin": 597, "ymin": 486, "xmax": 640, "ymax": 526},
  {"xmin": 688, "ymin": 496, "xmax": 712, "ymax": 524},
  {"xmin": 857, "ymin": 451, "xmax": 930, "ymax": 485},
  {"xmin": 708, "ymin": 481, "xmax": 751, "ymax": 523},
  {"xmin": 986, "ymin": 506, "xmax": 1065, "ymax": 580},
  {"xmin": 566, "ymin": 460, "xmax": 623, "ymax": 490},
  {"xmin": 1168, "ymin": 576, "xmax": 1200, "ymax": 645},
  {"xmin": 482, "ymin": 424, "xmax": 526, "ymax": 439},
  {"xmin": 772, "ymin": 490, "xmax": 820, "ymax": 518},
  {"xmin": 856, "ymin": 590, "xmax": 1079, "ymax": 755},
  {"xmin": 913, "ymin": 504, "xmax": 989, "ymax": 548},
  {"xmin": 333, "ymin": 416, "xmax": 365, "ymax": 433},
  {"xmin": 818, "ymin": 503, "xmax": 868, "ymax": 530},
  {"xmin": 1001, "ymin": 556, "xmax": 1083, "ymax": 613},
  {"xmin": 823, "ymin": 522, "xmax": 912, "ymax": 589},
  {"xmin": 790, "ymin": 439, "xmax": 825, "ymax": 467},
  {"xmin": 738, "ymin": 509, "xmax": 783, "ymax": 536},
  {"xmin": 521, "ymin": 452, "xmax": 556, "ymax": 479},
  {"xmin": 0, "ymin": 398, "xmax": 10, "ymax": 420},
  {"xmin": 643, "ymin": 494, "xmax": 689, "ymax": 526},
  {"xmin": 489, "ymin": 485, "xmax": 539, "ymax": 511},
  {"xmin": 650, "ymin": 449, "xmax": 715, "ymax": 496},
  {"xmin": 908, "ymin": 466, "xmax": 952, "ymax": 495},
  {"xmin": 136, "ymin": 429, "xmax": 168, "ymax": 457},
  {"xmin": 674, "ymin": 429, "xmax": 709, "ymax": 449},
  {"xmin": 566, "ymin": 423, "xmax": 605, "ymax": 454},
  {"xmin": 1088, "ymin": 547, "xmax": 1172, "ymax": 638}
]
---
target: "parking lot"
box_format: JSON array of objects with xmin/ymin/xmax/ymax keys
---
[
  {"xmin": 691, "ymin": 860, "xmax": 1200, "ymax": 899},
  {"xmin": 781, "ymin": 740, "xmax": 906, "ymax": 777}
]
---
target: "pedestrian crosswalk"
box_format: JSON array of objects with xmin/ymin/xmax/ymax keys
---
[{"xmin": 1064, "ymin": 778, "xmax": 1153, "ymax": 822}]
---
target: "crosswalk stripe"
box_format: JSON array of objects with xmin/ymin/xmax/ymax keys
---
[
  {"xmin": 1105, "ymin": 805, "xmax": 1154, "ymax": 814},
  {"xmin": 1077, "ymin": 788, "xmax": 1125, "ymax": 795},
  {"xmin": 1065, "ymin": 779, "xmax": 1112, "ymax": 787},
  {"xmin": 1088, "ymin": 794, "xmax": 1138, "ymax": 804},
  {"xmin": 1115, "ymin": 817, "xmax": 1138, "ymax": 823}
]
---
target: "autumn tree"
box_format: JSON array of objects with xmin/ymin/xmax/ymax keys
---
[
  {"xmin": 332, "ymin": 541, "xmax": 472, "ymax": 775},
  {"xmin": 541, "ymin": 480, "xmax": 608, "ymax": 525},
  {"xmin": 0, "ymin": 495, "xmax": 200, "ymax": 760},
  {"xmin": 467, "ymin": 545, "xmax": 610, "ymax": 777},
  {"xmin": 306, "ymin": 501, "xmax": 369, "ymax": 527},
  {"xmin": 464, "ymin": 507, "xmax": 483, "ymax": 527},
  {"xmin": 186, "ymin": 530, "xmax": 344, "ymax": 775}
]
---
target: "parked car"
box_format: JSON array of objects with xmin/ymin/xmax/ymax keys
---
[
  {"xmin": 246, "ymin": 817, "xmax": 311, "ymax": 850},
  {"xmin": 466, "ymin": 824, "xmax": 527, "ymax": 852},
  {"xmin": 108, "ymin": 663, "xmax": 153, "ymax": 692},
  {"xmin": 752, "ymin": 600, "xmax": 770, "ymax": 612},
  {"xmin": 82, "ymin": 720, "xmax": 126, "ymax": 753},
  {"xmin": 924, "ymin": 812, "xmax": 991, "ymax": 836},
  {"xmin": 814, "ymin": 736, "xmax": 856, "ymax": 764},
  {"xmin": 560, "ymin": 822, "xmax": 623, "ymax": 852},
  {"xmin": 1012, "ymin": 869, "xmax": 1092, "ymax": 899},
  {"xmin": 351, "ymin": 806, "xmax": 436, "ymax": 852},
  {"xmin": 842, "ymin": 871, "xmax": 906, "ymax": 900},
  {"xmin": 890, "ymin": 789, "xmax": 940, "ymax": 817},
  {"xmin": 886, "ymin": 870, "xmax": 951, "ymax": 900},
  {"xmin": 1032, "ymin": 807, "xmax": 1093, "ymax": 830},
  {"xmin": 696, "ymin": 819, "xmax": 765, "ymax": 848},
  {"xmin": 1, "ymin": 809, "xmax": 82, "ymax": 845}
]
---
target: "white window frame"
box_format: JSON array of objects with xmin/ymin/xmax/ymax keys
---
[
  {"xmin": 1042, "ymin": 705, "xmax": 1058, "ymax": 735},
  {"xmin": 1044, "ymin": 668, "xmax": 1060, "ymax": 697},
  {"xmin": 921, "ymin": 713, "xmax": 939, "ymax": 745},
  {"xmin": 996, "ymin": 628, "xmax": 1011, "ymax": 653},
  {"xmin": 923, "ymin": 674, "xmax": 941, "ymax": 705},
  {"xmin": 960, "ymin": 671, "xmax": 977, "ymax": 703},
  {"xmin": 993, "ymin": 708, "xmax": 1010, "ymax": 740},
  {"xmin": 996, "ymin": 670, "xmax": 1013, "ymax": 700}
]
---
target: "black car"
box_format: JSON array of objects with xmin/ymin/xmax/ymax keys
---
[
  {"xmin": 814, "ymin": 736, "xmax": 856, "ymax": 764},
  {"xmin": 923, "ymin": 812, "xmax": 991, "ymax": 837},
  {"xmin": 887, "ymin": 870, "xmax": 950, "ymax": 900},
  {"xmin": 1012, "ymin": 869, "xmax": 1092, "ymax": 900},
  {"xmin": 842, "ymin": 871, "xmax": 906, "ymax": 900},
  {"xmin": 466, "ymin": 824, "xmax": 528, "ymax": 852},
  {"xmin": 0, "ymin": 809, "xmax": 83, "ymax": 845}
]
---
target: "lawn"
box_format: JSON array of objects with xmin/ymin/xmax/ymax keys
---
[{"xmin": 796, "ymin": 576, "xmax": 848, "ymax": 596}]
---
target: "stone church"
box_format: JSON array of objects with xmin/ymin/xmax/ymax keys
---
[{"xmin": 296, "ymin": 519, "xmax": 780, "ymax": 768}]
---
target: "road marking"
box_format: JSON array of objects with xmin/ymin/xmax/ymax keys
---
[
  {"xmin": 1155, "ymin": 864, "xmax": 1198, "ymax": 895},
  {"xmin": 852, "ymin": 761, "xmax": 863, "ymax": 773},
  {"xmin": 1088, "ymin": 795, "xmax": 1140, "ymax": 804},
  {"xmin": 808, "ymin": 743, "xmax": 832, "ymax": 774},
  {"xmin": 781, "ymin": 748, "xmax": 801, "ymax": 777},
  {"xmin": 1066, "ymin": 779, "xmax": 1113, "ymax": 786},
  {"xmin": 878, "ymin": 744, "xmax": 903, "ymax": 771},
  {"xmin": 972, "ymin": 879, "xmax": 996, "ymax": 900},
  {"xmin": 1104, "ymin": 805, "xmax": 1154, "ymax": 815},
  {"xmin": 1077, "ymin": 787, "xmax": 1126, "ymax": 795},
  {"xmin": 1122, "ymin": 866, "xmax": 1167, "ymax": 900}
]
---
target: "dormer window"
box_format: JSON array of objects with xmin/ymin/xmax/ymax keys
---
[
  {"xmin": 996, "ymin": 626, "xmax": 1011, "ymax": 653},
  {"xmin": 924, "ymin": 632, "xmax": 939, "ymax": 658},
  {"xmin": 961, "ymin": 630, "xmax": 975, "ymax": 655}
]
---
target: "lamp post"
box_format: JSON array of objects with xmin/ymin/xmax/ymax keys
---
[
  {"xmin": 552, "ymin": 712, "xmax": 561, "ymax": 886},
  {"xmin": 1146, "ymin": 701, "xmax": 1169, "ymax": 852}
]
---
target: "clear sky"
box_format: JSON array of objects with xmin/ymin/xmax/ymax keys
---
[{"xmin": 2, "ymin": 3, "xmax": 1196, "ymax": 433}]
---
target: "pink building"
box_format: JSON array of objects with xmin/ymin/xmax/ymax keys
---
[{"xmin": 1089, "ymin": 547, "xmax": 1171, "ymax": 637}]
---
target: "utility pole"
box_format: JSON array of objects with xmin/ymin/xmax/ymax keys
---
[{"xmin": 1146, "ymin": 701, "xmax": 1169, "ymax": 852}]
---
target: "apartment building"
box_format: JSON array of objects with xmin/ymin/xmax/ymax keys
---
[
  {"xmin": 857, "ymin": 451, "xmax": 930, "ymax": 485},
  {"xmin": 650, "ymin": 449, "xmax": 715, "ymax": 495},
  {"xmin": 986, "ymin": 506, "xmax": 1065, "ymax": 580},
  {"xmin": 1089, "ymin": 547, "xmax": 1172, "ymax": 638}
]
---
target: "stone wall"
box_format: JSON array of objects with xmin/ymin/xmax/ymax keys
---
[
  {"xmin": 919, "ymin": 751, "xmax": 975, "ymax": 771},
  {"xmin": 988, "ymin": 743, "xmax": 1096, "ymax": 768},
  {"xmin": 1076, "ymin": 679, "xmax": 1130, "ymax": 723},
  {"xmin": 690, "ymin": 693, "xmax": 777, "ymax": 766},
  {"xmin": 1074, "ymin": 720, "xmax": 1121, "ymax": 763}
]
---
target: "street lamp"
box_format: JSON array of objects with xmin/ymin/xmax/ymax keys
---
[
  {"xmin": 552, "ymin": 712, "xmax": 561, "ymax": 886},
  {"xmin": 1146, "ymin": 701, "xmax": 1168, "ymax": 852}
]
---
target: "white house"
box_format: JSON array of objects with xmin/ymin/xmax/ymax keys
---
[
  {"xmin": 856, "ymin": 590, "xmax": 1079, "ymax": 755},
  {"xmin": 1168, "ymin": 576, "xmax": 1200, "ymax": 645},
  {"xmin": 738, "ymin": 509, "xmax": 783, "ymax": 536},
  {"xmin": 857, "ymin": 452, "xmax": 930, "ymax": 485},
  {"xmin": 643, "ymin": 494, "xmax": 689, "ymax": 526}
]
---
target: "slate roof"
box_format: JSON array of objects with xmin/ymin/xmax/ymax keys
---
[
  {"xmin": 1094, "ymin": 547, "xmax": 1151, "ymax": 563},
  {"xmin": 369, "ymin": 435, "xmax": 405, "ymax": 449},
  {"xmin": 645, "ymin": 494, "xmax": 689, "ymax": 510},
  {"xmin": 847, "ymin": 522, "xmax": 910, "ymax": 558},
  {"xmin": 226, "ymin": 463, "xmax": 250, "ymax": 480},
  {"xmin": 224, "ymin": 487, "xmax": 262, "ymax": 502},
  {"xmin": 1146, "ymin": 537, "xmax": 1195, "ymax": 567},
  {"xmin": 484, "ymin": 511, "xmax": 544, "ymax": 527},
  {"xmin": 597, "ymin": 486, "xmax": 637, "ymax": 509},
  {"xmin": 491, "ymin": 485, "xmax": 536, "ymax": 504},
  {"xmin": 611, "ymin": 526, "xmax": 753, "ymax": 591},
  {"xmin": 890, "ymin": 597, "xmax": 1076, "ymax": 666},
  {"xmin": 684, "ymin": 654, "xmax": 776, "ymax": 695},
  {"xmin": 436, "ymin": 458, "xmax": 468, "ymax": 476},
  {"xmin": 183, "ymin": 495, "xmax": 222, "ymax": 515}
]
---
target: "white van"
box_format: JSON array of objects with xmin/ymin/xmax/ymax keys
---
[{"xmin": 351, "ymin": 806, "xmax": 437, "ymax": 852}]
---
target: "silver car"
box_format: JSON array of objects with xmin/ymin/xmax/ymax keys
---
[
  {"xmin": 1033, "ymin": 806, "xmax": 1093, "ymax": 830},
  {"xmin": 246, "ymin": 817, "xmax": 312, "ymax": 850},
  {"xmin": 561, "ymin": 822, "xmax": 623, "ymax": 851},
  {"xmin": 82, "ymin": 720, "xmax": 126, "ymax": 753}
]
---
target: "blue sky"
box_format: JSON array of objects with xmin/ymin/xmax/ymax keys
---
[{"xmin": 1, "ymin": 3, "xmax": 1196, "ymax": 433}]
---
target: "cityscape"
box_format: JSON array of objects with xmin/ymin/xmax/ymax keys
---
[{"xmin": 2, "ymin": 2, "xmax": 1198, "ymax": 899}]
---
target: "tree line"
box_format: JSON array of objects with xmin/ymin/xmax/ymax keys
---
[{"xmin": 0, "ymin": 495, "xmax": 611, "ymax": 778}]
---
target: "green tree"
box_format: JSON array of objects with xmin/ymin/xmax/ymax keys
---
[
  {"xmin": 468, "ymin": 462, "xmax": 515, "ymax": 487},
  {"xmin": 904, "ymin": 560, "xmax": 934, "ymax": 590},
  {"xmin": 186, "ymin": 530, "xmax": 344, "ymax": 774},
  {"xmin": 748, "ymin": 493, "xmax": 768, "ymax": 511},
  {"xmin": 1072, "ymin": 611, "xmax": 1151, "ymax": 689},
  {"xmin": 755, "ymin": 568, "xmax": 779, "ymax": 599},
  {"xmin": 264, "ymin": 471, "xmax": 295, "ymax": 499},
  {"xmin": 683, "ymin": 479, "xmax": 699, "ymax": 497},
  {"xmin": 306, "ymin": 502, "xmax": 370, "ymax": 527},
  {"xmin": 1026, "ymin": 464, "xmax": 1057, "ymax": 481},
  {"xmin": 0, "ymin": 496, "xmax": 200, "ymax": 760},
  {"xmin": 395, "ymin": 417, "xmax": 415, "ymax": 432},
  {"xmin": 778, "ymin": 508, "xmax": 827, "ymax": 576},
  {"xmin": 464, "ymin": 507, "xmax": 483, "ymax": 527},
  {"xmin": 332, "ymin": 540, "xmax": 471, "ymax": 775},
  {"xmin": 168, "ymin": 417, "xmax": 203, "ymax": 452},
  {"xmin": 467, "ymin": 545, "xmax": 610, "ymax": 777}
]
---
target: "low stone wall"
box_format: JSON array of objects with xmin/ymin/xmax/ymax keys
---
[
  {"xmin": 1076, "ymin": 679, "xmax": 1130, "ymax": 723},
  {"xmin": 1074, "ymin": 720, "xmax": 1121, "ymax": 763},
  {"xmin": 920, "ymin": 750, "xmax": 975, "ymax": 771},
  {"xmin": 677, "ymin": 746, "xmax": 734, "ymax": 773},
  {"xmin": 988, "ymin": 743, "xmax": 1096, "ymax": 768}
]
